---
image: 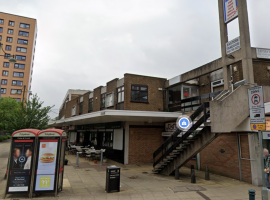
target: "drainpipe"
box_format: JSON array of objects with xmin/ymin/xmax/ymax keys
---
[{"xmin": 237, "ymin": 133, "xmax": 242, "ymax": 181}]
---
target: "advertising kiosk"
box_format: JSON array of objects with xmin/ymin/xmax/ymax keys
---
[
  {"xmin": 33, "ymin": 129, "xmax": 66, "ymax": 197},
  {"xmin": 5, "ymin": 129, "xmax": 39, "ymax": 197}
]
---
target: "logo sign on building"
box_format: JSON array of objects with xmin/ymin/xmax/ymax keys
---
[
  {"xmin": 165, "ymin": 122, "xmax": 177, "ymax": 132},
  {"xmin": 248, "ymin": 86, "xmax": 266, "ymax": 130},
  {"xmin": 224, "ymin": 0, "xmax": 238, "ymax": 23},
  {"xmin": 226, "ymin": 37, "xmax": 240, "ymax": 55},
  {"xmin": 256, "ymin": 48, "xmax": 270, "ymax": 59}
]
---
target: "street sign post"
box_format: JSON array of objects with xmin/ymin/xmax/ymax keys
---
[
  {"xmin": 226, "ymin": 37, "xmax": 240, "ymax": 55},
  {"xmin": 248, "ymin": 86, "xmax": 266, "ymax": 130}
]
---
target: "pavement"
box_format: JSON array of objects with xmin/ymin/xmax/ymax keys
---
[{"xmin": 0, "ymin": 140, "xmax": 265, "ymax": 200}]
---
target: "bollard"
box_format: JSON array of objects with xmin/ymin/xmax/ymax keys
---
[
  {"xmin": 248, "ymin": 189, "xmax": 255, "ymax": 200},
  {"xmin": 191, "ymin": 169, "xmax": 196, "ymax": 183},
  {"xmin": 175, "ymin": 167, "xmax": 180, "ymax": 180},
  {"xmin": 205, "ymin": 166, "xmax": 210, "ymax": 180},
  {"xmin": 191, "ymin": 165, "xmax": 194, "ymax": 175},
  {"xmin": 76, "ymin": 152, "xmax": 80, "ymax": 167}
]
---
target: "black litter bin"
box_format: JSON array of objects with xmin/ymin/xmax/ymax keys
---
[{"xmin": 105, "ymin": 166, "xmax": 120, "ymax": 193}]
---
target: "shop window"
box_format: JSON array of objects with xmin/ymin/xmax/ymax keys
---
[
  {"xmin": 79, "ymin": 132, "xmax": 84, "ymax": 145},
  {"xmin": 88, "ymin": 98, "xmax": 93, "ymax": 112},
  {"xmin": 117, "ymin": 86, "xmax": 124, "ymax": 103},
  {"xmin": 102, "ymin": 132, "xmax": 113, "ymax": 148},
  {"xmin": 89, "ymin": 132, "xmax": 97, "ymax": 146},
  {"xmin": 131, "ymin": 84, "xmax": 148, "ymax": 103},
  {"xmin": 100, "ymin": 94, "xmax": 105, "ymax": 109}
]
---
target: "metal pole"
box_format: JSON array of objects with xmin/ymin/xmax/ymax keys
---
[
  {"xmin": 259, "ymin": 131, "xmax": 268, "ymax": 200},
  {"xmin": 100, "ymin": 150, "xmax": 103, "ymax": 166},
  {"xmin": 22, "ymin": 85, "xmax": 26, "ymax": 103},
  {"xmin": 76, "ymin": 152, "xmax": 80, "ymax": 167},
  {"xmin": 237, "ymin": 133, "xmax": 242, "ymax": 181}
]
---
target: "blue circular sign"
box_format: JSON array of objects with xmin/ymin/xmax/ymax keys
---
[
  {"xmin": 179, "ymin": 118, "xmax": 189, "ymax": 129},
  {"xmin": 19, "ymin": 156, "xmax": 25, "ymax": 163}
]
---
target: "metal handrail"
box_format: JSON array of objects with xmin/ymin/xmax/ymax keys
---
[{"xmin": 153, "ymin": 102, "xmax": 210, "ymax": 167}]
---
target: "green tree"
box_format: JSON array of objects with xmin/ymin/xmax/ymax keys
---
[
  {"xmin": 0, "ymin": 97, "xmax": 20, "ymax": 132},
  {"xmin": 0, "ymin": 94, "xmax": 54, "ymax": 132}
]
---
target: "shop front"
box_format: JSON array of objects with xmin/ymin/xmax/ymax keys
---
[{"xmin": 67, "ymin": 122, "xmax": 125, "ymax": 164}]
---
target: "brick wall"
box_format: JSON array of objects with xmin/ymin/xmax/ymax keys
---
[
  {"xmin": 106, "ymin": 78, "xmax": 118, "ymax": 109},
  {"xmin": 65, "ymin": 97, "xmax": 78, "ymax": 118},
  {"xmin": 93, "ymin": 86, "xmax": 102, "ymax": 112},
  {"xmin": 82, "ymin": 92, "xmax": 90, "ymax": 114},
  {"xmin": 253, "ymin": 61, "xmax": 270, "ymax": 86},
  {"xmin": 199, "ymin": 133, "xmax": 252, "ymax": 183},
  {"xmin": 129, "ymin": 126, "xmax": 165, "ymax": 163},
  {"xmin": 124, "ymin": 74, "xmax": 166, "ymax": 111}
]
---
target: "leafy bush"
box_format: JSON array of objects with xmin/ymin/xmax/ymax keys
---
[
  {"xmin": 0, "ymin": 135, "xmax": 11, "ymax": 141},
  {"xmin": 0, "ymin": 138, "xmax": 3, "ymax": 142}
]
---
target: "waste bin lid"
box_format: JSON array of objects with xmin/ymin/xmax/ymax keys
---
[{"xmin": 107, "ymin": 165, "xmax": 120, "ymax": 170}]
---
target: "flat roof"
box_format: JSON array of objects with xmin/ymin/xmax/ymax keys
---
[
  {"xmin": 0, "ymin": 11, "xmax": 36, "ymax": 21},
  {"xmin": 49, "ymin": 110, "xmax": 181, "ymax": 126}
]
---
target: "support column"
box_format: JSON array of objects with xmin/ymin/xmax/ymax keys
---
[
  {"xmin": 218, "ymin": 0, "xmax": 230, "ymax": 90},
  {"xmin": 248, "ymin": 133, "xmax": 262, "ymax": 186},
  {"xmin": 238, "ymin": 0, "xmax": 254, "ymax": 84},
  {"xmin": 124, "ymin": 122, "xmax": 130, "ymax": 165}
]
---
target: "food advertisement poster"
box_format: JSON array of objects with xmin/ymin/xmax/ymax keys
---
[
  {"xmin": 7, "ymin": 140, "xmax": 34, "ymax": 193},
  {"xmin": 35, "ymin": 140, "xmax": 58, "ymax": 191}
]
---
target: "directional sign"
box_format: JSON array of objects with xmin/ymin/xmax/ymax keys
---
[{"xmin": 248, "ymin": 86, "xmax": 265, "ymax": 130}]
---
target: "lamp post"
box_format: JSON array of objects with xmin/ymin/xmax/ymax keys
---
[{"xmin": 0, "ymin": 42, "xmax": 17, "ymax": 101}]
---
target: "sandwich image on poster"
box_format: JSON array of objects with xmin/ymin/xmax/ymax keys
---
[{"xmin": 36, "ymin": 141, "xmax": 58, "ymax": 175}]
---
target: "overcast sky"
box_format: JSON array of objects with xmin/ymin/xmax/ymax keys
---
[{"xmin": 1, "ymin": 0, "xmax": 270, "ymax": 118}]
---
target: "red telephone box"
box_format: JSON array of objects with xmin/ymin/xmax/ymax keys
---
[
  {"xmin": 33, "ymin": 129, "xmax": 66, "ymax": 196},
  {"xmin": 5, "ymin": 129, "xmax": 39, "ymax": 196}
]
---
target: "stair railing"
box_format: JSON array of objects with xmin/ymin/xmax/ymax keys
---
[{"xmin": 153, "ymin": 102, "xmax": 210, "ymax": 168}]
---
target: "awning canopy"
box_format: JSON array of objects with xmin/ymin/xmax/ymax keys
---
[{"xmin": 49, "ymin": 110, "xmax": 181, "ymax": 127}]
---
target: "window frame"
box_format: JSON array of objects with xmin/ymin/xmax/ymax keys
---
[
  {"xmin": 117, "ymin": 86, "xmax": 124, "ymax": 103},
  {"xmin": 16, "ymin": 47, "xmax": 27, "ymax": 53},
  {"xmin": 0, "ymin": 19, "xmax": 4, "ymax": 24},
  {"xmin": 18, "ymin": 30, "xmax": 29, "ymax": 37},
  {"xmin": 130, "ymin": 84, "xmax": 149, "ymax": 103},
  {"xmin": 3, "ymin": 62, "xmax": 9, "ymax": 68},
  {"xmin": 13, "ymin": 71, "xmax": 24, "ymax": 78},
  {"xmin": 14, "ymin": 63, "xmax": 25, "ymax": 69},
  {"xmin": 12, "ymin": 80, "xmax": 23, "ymax": 86},
  {"xmin": 10, "ymin": 89, "xmax": 22, "ymax": 95},
  {"xmin": 1, "ymin": 88, "xmax": 6, "ymax": 94},
  {"xmin": 88, "ymin": 98, "xmax": 93, "ymax": 112},
  {"xmin": 5, "ymin": 45, "xmax": 11, "ymax": 51},
  {"xmin": 6, "ymin": 37, "xmax": 13, "ymax": 43},
  {"xmin": 0, "ymin": 27, "xmax": 3, "ymax": 33},
  {"xmin": 7, "ymin": 29, "xmax": 13, "ymax": 35},
  {"xmin": 19, "ymin": 23, "xmax": 30, "ymax": 29},
  {"xmin": 100, "ymin": 93, "xmax": 106, "ymax": 109},
  {"xmin": 1, "ymin": 79, "xmax": 7, "ymax": 85},
  {"xmin": 17, "ymin": 38, "xmax": 28, "ymax": 45},
  {"xmin": 15, "ymin": 55, "xmax": 26, "ymax": 61},
  {"xmin": 79, "ymin": 102, "xmax": 83, "ymax": 115},
  {"xmin": 8, "ymin": 21, "xmax": 15, "ymax": 27},
  {"xmin": 2, "ymin": 70, "xmax": 8, "ymax": 76}
]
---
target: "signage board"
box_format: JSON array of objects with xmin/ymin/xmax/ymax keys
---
[
  {"xmin": 226, "ymin": 37, "xmax": 240, "ymax": 55},
  {"xmin": 7, "ymin": 138, "xmax": 35, "ymax": 193},
  {"xmin": 266, "ymin": 117, "xmax": 270, "ymax": 131},
  {"xmin": 262, "ymin": 131, "xmax": 270, "ymax": 140},
  {"xmin": 248, "ymin": 86, "xmax": 266, "ymax": 130},
  {"xmin": 34, "ymin": 139, "xmax": 59, "ymax": 191},
  {"xmin": 224, "ymin": 0, "xmax": 238, "ymax": 23},
  {"xmin": 165, "ymin": 122, "xmax": 177, "ymax": 132},
  {"xmin": 256, "ymin": 48, "xmax": 270, "ymax": 59}
]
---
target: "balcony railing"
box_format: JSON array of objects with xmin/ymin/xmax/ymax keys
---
[{"xmin": 168, "ymin": 91, "xmax": 222, "ymax": 112}]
